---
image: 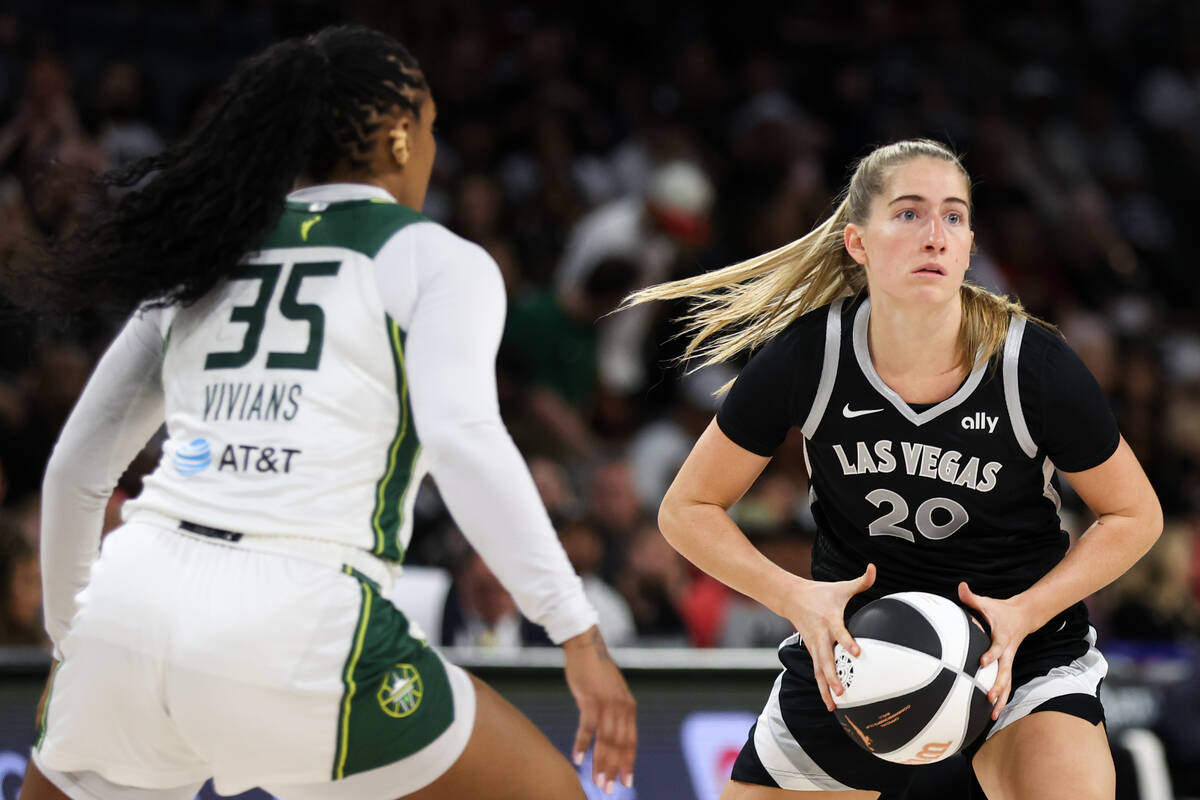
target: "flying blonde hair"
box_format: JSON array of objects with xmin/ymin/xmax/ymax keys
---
[{"xmin": 624, "ymin": 139, "xmax": 1041, "ymax": 388}]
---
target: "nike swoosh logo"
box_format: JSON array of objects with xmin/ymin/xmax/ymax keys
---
[{"xmin": 842, "ymin": 404, "xmax": 883, "ymax": 418}]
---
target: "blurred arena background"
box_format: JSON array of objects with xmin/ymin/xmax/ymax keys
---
[{"xmin": 1, "ymin": 1, "xmax": 1200, "ymax": 798}]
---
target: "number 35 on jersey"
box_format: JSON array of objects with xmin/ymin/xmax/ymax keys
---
[{"xmin": 204, "ymin": 259, "xmax": 342, "ymax": 371}]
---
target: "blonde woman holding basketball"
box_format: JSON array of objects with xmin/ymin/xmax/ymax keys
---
[{"xmin": 634, "ymin": 139, "xmax": 1161, "ymax": 799}]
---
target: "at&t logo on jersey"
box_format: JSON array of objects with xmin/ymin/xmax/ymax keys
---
[
  {"xmin": 218, "ymin": 444, "xmax": 301, "ymax": 474},
  {"xmin": 172, "ymin": 438, "xmax": 212, "ymax": 477}
]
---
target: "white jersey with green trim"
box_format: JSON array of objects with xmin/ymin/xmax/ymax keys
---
[
  {"xmin": 129, "ymin": 186, "xmax": 437, "ymax": 559},
  {"xmin": 42, "ymin": 183, "xmax": 597, "ymax": 650}
]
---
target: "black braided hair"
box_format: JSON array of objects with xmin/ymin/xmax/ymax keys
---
[{"xmin": 14, "ymin": 25, "xmax": 426, "ymax": 316}]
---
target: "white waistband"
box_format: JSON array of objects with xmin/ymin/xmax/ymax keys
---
[{"xmin": 128, "ymin": 510, "xmax": 402, "ymax": 593}]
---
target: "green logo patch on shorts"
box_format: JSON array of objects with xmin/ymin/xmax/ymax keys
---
[
  {"xmin": 377, "ymin": 663, "xmax": 423, "ymax": 718},
  {"xmin": 335, "ymin": 568, "xmax": 453, "ymax": 780}
]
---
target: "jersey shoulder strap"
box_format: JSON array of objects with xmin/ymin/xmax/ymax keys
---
[
  {"xmin": 1002, "ymin": 314, "xmax": 1039, "ymax": 458},
  {"xmin": 800, "ymin": 295, "xmax": 849, "ymax": 438}
]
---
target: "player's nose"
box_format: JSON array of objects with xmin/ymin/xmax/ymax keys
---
[{"xmin": 922, "ymin": 216, "xmax": 946, "ymax": 251}]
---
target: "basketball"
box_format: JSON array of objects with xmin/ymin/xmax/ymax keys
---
[{"xmin": 831, "ymin": 592, "xmax": 998, "ymax": 765}]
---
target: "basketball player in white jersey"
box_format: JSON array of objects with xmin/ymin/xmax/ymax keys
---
[
  {"xmin": 628, "ymin": 140, "xmax": 1161, "ymax": 799},
  {"xmin": 16, "ymin": 25, "xmax": 635, "ymax": 800}
]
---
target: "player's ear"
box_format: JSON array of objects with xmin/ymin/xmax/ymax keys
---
[
  {"xmin": 845, "ymin": 223, "xmax": 868, "ymax": 266},
  {"xmin": 388, "ymin": 119, "xmax": 411, "ymax": 167}
]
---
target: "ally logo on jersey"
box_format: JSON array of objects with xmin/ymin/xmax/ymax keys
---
[{"xmin": 960, "ymin": 412, "xmax": 999, "ymax": 433}]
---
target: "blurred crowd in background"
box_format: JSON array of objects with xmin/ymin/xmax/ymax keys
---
[{"xmin": 2, "ymin": 0, "xmax": 1200, "ymax": 671}]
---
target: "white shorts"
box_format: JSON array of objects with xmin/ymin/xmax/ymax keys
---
[{"xmin": 35, "ymin": 520, "xmax": 476, "ymax": 799}]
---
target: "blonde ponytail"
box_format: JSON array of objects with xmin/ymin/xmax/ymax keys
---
[
  {"xmin": 959, "ymin": 283, "xmax": 1056, "ymax": 371},
  {"xmin": 623, "ymin": 196, "xmax": 864, "ymax": 370},
  {"xmin": 624, "ymin": 138, "xmax": 1052, "ymax": 387}
]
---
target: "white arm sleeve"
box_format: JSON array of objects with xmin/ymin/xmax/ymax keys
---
[
  {"xmin": 377, "ymin": 225, "xmax": 597, "ymax": 644},
  {"xmin": 41, "ymin": 310, "xmax": 167, "ymax": 652}
]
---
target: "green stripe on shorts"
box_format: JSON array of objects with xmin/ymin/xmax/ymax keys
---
[
  {"xmin": 34, "ymin": 660, "xmax": 62, "ymax": 750},
  {"xmin": 333, "ymin": 566, "xmax": 454, "ymax": 780}
]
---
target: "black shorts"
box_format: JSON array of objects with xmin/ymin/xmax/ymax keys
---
[{"xmin": 729, "ymin": 626, "xmax": 1107, "ymax": 795}]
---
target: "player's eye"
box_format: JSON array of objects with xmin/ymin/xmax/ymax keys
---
[
  {"xmin": 946, "ymin": 212, "xmax": 962, "ymax": 225},
  {"xmin": 899, "ymin": 209, "xmax": 917, "ymax": 221}
]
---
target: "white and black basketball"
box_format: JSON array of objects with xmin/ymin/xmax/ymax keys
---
[{"xmin": 831, "ymin": 592, "xmax": 997, "ymax": 765}]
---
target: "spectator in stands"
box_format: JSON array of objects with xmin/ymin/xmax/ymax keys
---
[
  {"xmin": 0, "ymin": 48, "xmax": 103, "ymax": 237},
  {"xmin": 583, "ymin": 456, "xmax": 643, "ymax": 583},
  {"xmin": 0, "ymin": 49, "xmax": 79, "ymax": 182},
  {"xmin": 629, "ymin": 364, "xmax": 735, "ymax": 514},
  {"xmin": 556, "ymin": 160, "xmax": 713, "ymax": 398},
  {"xmin": 503, "ymin": 257, "xmax": 638, "ymax": 457},
  {"xmin": 0, "ymin": 513, "xmax": 44, "ymax": 646},
  {"xmin": 448, "ymin": 172, "xmax": 505, "ymax": 245},
  {"xmin": 93, "ymin": 60, "xmax": 164, "ymax": 176},
  {"xmin": 441, "ymin": 548, "xmax": 549, "ymax": 648},
  {"xmin": 0, "ymin": 172, "xmax": 38, "ymax": 269},
  {"xmin": 558, "ymin": 517, "xmax": 636, "ymax": 647},
  {"xmin": 1105, "ymin": 519, "xmax": 1200, "ymax": 643},
  {"xmin": 0, "ymin": 343, "xmax": 90, "ymax": 508},
  {"xmin": 617, "ymin": 520, "xmax": 690, "ymax": 646}
]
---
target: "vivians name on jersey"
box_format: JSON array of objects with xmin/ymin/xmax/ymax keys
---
[
  {"xmin": 832, "ymin": 440, "xmax": 1002, "ymax": 493},
  {"xmin": 203, "ymin": 381, "xmax": 302, "ymax": 422}
]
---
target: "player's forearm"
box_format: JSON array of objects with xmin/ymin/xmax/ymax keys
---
[
  {"xmin": 1013, "ymin": 506, "xmax": 1162, "ymax": 631},
  {"xmin": 657, "ymin": 497, "xmax": 802, "ymax": 620},
  {"xmin": 41, "ymin": 455, "xmax": 109, "ymax": 648},
  {"xmin": 40, "ymin": 314, "xmax": 166, "ymax": 650}
]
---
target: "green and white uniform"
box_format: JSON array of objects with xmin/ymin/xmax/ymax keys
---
[{"xmin": 35, "ymin": 184, "xmax": 597, "ymax": 799}]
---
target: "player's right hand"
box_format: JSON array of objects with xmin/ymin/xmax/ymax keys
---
[
  {"xmin": 562, "ymin": 625, "xmax": 637, "ymax": 794},
  {"xmin": 783, "ymin": 564, "xmax": 876, "ymax": 712}
]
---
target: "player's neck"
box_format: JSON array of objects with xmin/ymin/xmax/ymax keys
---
[{"xmin": 866, "ymin": 296, "xmax": 965, "ymax": 393}]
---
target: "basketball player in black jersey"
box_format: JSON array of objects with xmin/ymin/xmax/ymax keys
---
[{"xmin": 628, "ymin": 139, "xmax": 1161, "ymax": 799}]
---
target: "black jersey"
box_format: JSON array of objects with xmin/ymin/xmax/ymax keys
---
[{"xmin": 717, "ymin": 295, "xmax": 1120, "ymax": 644}]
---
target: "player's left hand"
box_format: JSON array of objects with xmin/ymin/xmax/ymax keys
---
[
  {"xmin": 563, "ymin": 625, "xmax": 637, "ymax": 794},
  {"xmin": 957, "ymin": 582, "xmax": 1037, "ymax": 720}
]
